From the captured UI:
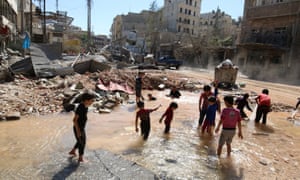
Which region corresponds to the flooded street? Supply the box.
[1,69,300,179]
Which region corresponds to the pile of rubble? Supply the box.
[0,69,202,120]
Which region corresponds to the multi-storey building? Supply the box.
[237,0,300,82]
[162,0,201,36]
[111,10,161,54]
[199,8,240,41]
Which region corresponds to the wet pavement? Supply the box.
[1,84,300,179]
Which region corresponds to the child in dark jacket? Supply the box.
[159,102,178,133]
[236,93,253,120]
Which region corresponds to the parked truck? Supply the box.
[155,55,183,69]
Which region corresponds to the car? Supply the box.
[155,55,183,69]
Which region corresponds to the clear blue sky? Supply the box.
[45,0,244,36]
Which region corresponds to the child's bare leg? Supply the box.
[226,143,232,157]
[208,126,212,136]
[69,148,77,156]
[217,145,223,156]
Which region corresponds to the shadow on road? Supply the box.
[52,157,79,180]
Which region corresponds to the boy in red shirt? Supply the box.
[135,101,161,140]
[215,96,243,157]
[159,102,178,133]
[255,89,271,124]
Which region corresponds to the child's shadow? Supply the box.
[121,138,145,155]
[52,157,79,180]
[255,123,275,133]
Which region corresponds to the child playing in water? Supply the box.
[135,101,161,140]
[236,93,253,120]
[69,92,95,163]
[201,96,219,135]
[198,81,218,127]
[215,96,243,157]
[159,102,178,133]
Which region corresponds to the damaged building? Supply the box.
[236,0,300,84]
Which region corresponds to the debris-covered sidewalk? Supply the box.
[0,69,204,120]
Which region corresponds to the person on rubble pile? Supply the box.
[135,101,161,140]
[0,18,10,55]
[135,71,145,103]
[69,92,95,163]
[255,89,271,125]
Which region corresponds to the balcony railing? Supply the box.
[241,31,292,48]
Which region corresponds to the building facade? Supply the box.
[237,0,300,83]
[199,8,240,41]
[111,10,161,54]
[162,0,201,36]
[0,0,18,33]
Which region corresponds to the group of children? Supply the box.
[68,71,274,162]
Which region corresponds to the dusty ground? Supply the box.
[0,68,299,179]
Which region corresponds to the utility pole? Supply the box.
[30,0,32,37]
[56,0,59,13]
[87,0,91,50]
[20,0,24,33]
[43,0,46,43]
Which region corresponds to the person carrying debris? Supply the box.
[198,82,219,128]
[255,89,271,124]
[135,71,145,103]
[69,92,95,163]
[159,102,178,134]
[236,93,253,120]
[215,96,243,157]
[135,101,161,140]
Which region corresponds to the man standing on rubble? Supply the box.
[22,31,30,57]
[0,18,10,56]
[136,71,145,103]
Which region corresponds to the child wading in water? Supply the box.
[215,96,243,157]
[135,101,161,140]
[159,102,178,133]
[201,96,220,135]
[69,92,95,163]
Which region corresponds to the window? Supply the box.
[189,0,192,5]
[189,10,191,15]
[179,17,182,22]
[186,0,188,4]
[194,11,196,16]
[195,1,197,7]
[178,25,181,32]
[192,29,194,35]
[185,9,187,14]
[193,20,195,25]
[180,8,182,13]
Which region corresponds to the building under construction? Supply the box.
[237,0,300,84]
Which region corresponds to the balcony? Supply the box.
[241,30,292,50]
[246,1,300,19]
